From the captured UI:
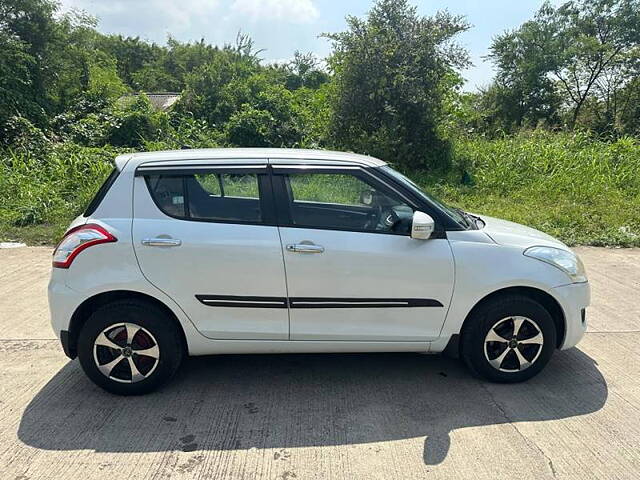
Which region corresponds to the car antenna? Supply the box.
[181,144,192,150]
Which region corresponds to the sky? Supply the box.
[58,0,557,91]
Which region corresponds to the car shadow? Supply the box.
[18,348,607,465]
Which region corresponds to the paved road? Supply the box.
[0,247,639,479]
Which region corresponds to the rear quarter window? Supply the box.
[145,175,186,217]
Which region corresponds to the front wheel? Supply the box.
[77,299,184,395]
[460,295,557,383]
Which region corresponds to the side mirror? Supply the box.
[411,211,435,240]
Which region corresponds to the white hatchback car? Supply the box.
[48,148,589,395]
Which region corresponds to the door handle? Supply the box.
[286,243,325,254]
[141,238,182,247]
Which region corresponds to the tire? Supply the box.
[460,294,557,383]
[77,299,184,395]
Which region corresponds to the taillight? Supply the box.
[52,224,117,268]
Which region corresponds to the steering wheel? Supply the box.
[363,206,401,232]
[379,208,401,231]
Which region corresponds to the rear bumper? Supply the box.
[48,274,79,336]
[553,281,590,350]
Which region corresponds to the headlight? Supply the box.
[524,246,587,283]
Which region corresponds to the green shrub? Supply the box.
[107,95,169,147]
[0,116,50,153]
[143,115,223,151]
[52,94,117,146]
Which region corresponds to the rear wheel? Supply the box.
[460,295,557,383]
[77,299,184,395]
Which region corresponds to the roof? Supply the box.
[145,93,181,110]
[115,148,387,171]
[117,93,181,111]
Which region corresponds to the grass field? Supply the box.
[1,132,638,247]
[424,133,640,247]
[0,144,118,245]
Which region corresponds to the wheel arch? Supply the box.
[457,286,566,354]
[66,290,188,359]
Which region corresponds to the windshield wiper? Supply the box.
[452,207,474,229]
[453,207,485,230]
[466,212,485,228]
[462,210,485,229]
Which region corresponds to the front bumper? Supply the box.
[552,281,590,350]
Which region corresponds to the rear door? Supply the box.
[132,162,289,340]
[272,165,455,342]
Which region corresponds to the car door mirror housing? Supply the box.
[411,211,435,240]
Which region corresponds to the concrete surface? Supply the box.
[0,246,639,479]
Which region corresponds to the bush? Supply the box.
[107,94,169,147]
[0,116,50,153]
[224,85,303,147]
[143,115,223,150]
[52,93,117,146]
[53,93,172,148]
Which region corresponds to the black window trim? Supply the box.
[141,165,277,227]
[136,165,268,176]
[136,161,453,236]
[271,164,361,174]
[270,164,447,238]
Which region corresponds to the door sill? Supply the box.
[190,339,432,355]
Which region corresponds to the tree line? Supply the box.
[465,0,640,136]
[1,0,639,172]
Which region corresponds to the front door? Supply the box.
[273,166,455,342]
[132,163,289,340]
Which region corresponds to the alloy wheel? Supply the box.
[93,323,160,383]
[483,316,544,373]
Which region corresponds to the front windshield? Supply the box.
[379,165,469,228]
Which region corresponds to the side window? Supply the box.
[145,172,262,223]
[194,173,222,196]
[146,175,186,217]
[221,173,260,199]
[189,173,261,222]
[284,171,414,234]
[289,173,365,206]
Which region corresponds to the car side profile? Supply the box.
[48,148,589,395]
